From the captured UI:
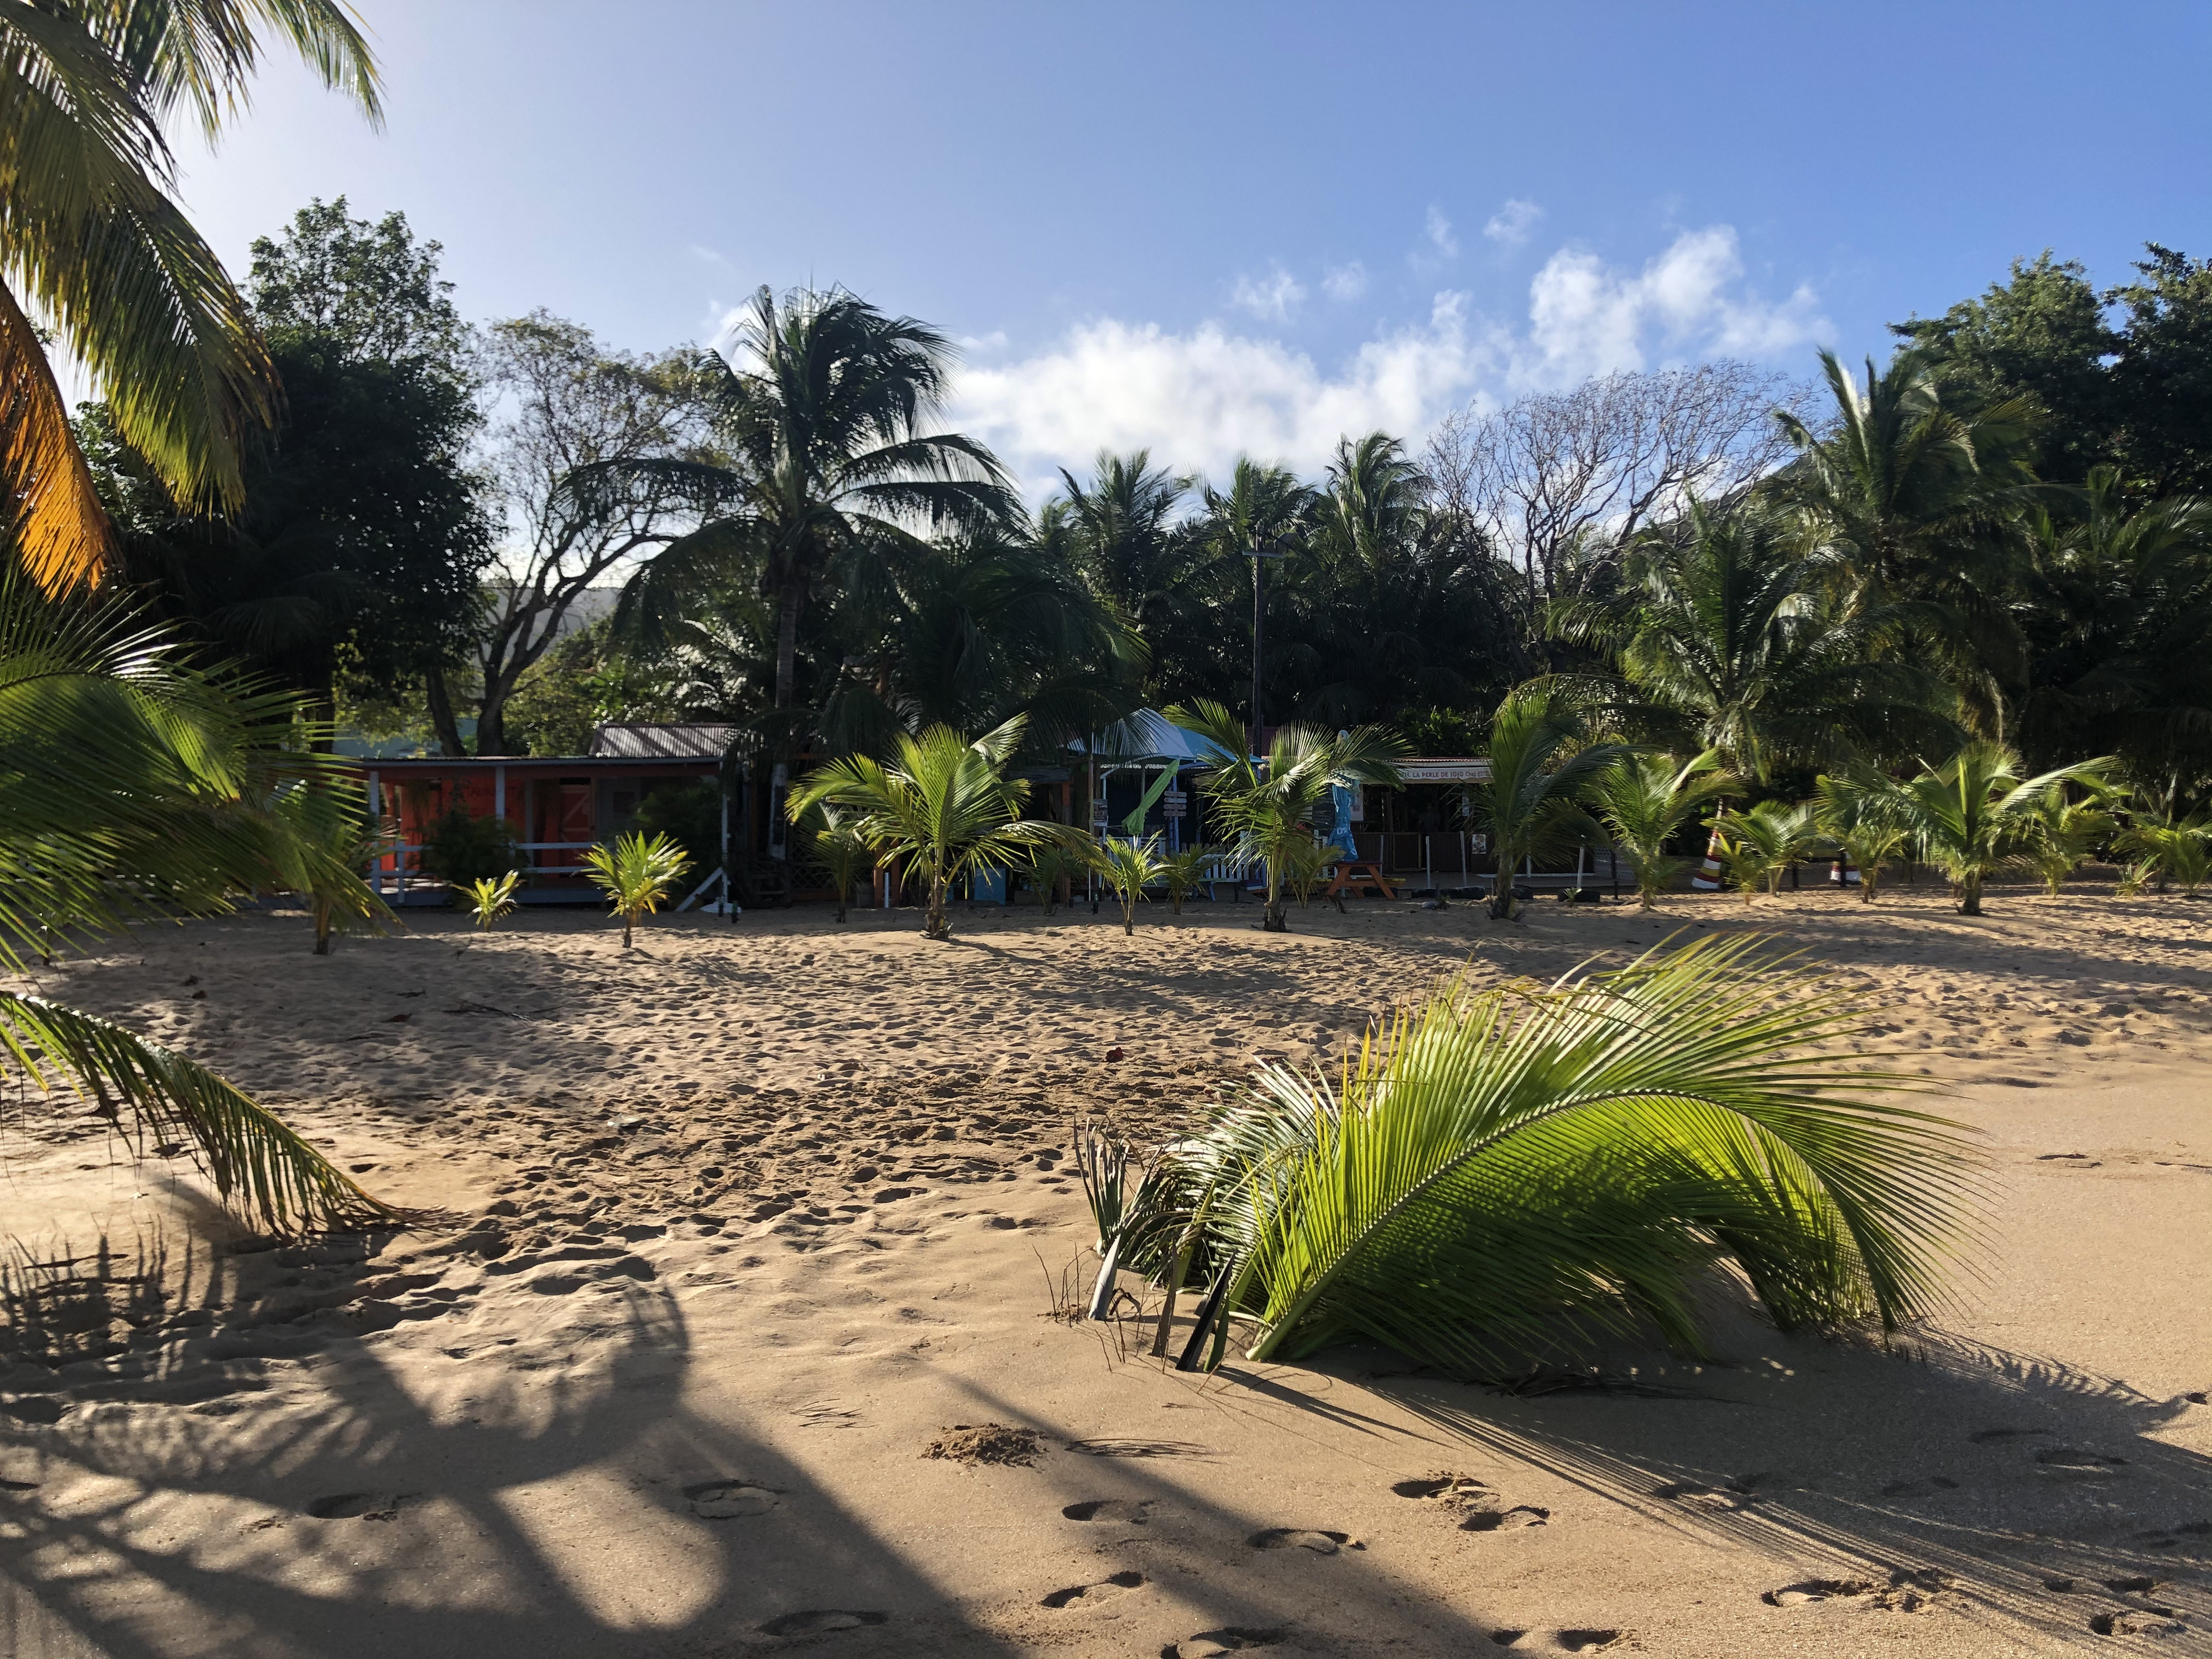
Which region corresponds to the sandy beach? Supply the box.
[2,881,2208,1657]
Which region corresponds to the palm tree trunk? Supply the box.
[313,905,332,956]
[1263,860,1287,932]
[1959,872,1983,916]
[622,912,635,948]
[774,582,803,709]
[926,870,950,940]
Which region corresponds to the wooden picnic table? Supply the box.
[1327,860,1396,899]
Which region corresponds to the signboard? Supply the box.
[1164,801,1186,820]
[1400,759,1491,783]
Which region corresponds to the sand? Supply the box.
[1,878,2207,1657]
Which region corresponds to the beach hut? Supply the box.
[345,724,734,905]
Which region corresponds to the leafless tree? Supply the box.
[438,312,718,755]
[1425,362,1810,625]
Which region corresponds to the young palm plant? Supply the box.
[1093,835,1167,936]
[1120,936,1979,1373]
[2116,813,2212,897]
[1026,838,1086,915]
[0,578,389,1232]
[463,871,521,931]
[1813,765,1914,901]
[805,805,872,922]
[1585,750,1733,910]
[1159,843,1215,915]
[1896,743,2113,915]
[1463,683,1626,920]
[1168,701,1404,932]
[1715,800,1828,901]
[2021,781,2122,898]
[789,716,1079,940]
[270,782,395,954]
[582,831,691,948]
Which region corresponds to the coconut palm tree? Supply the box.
[0,576,388,1231]
[1092,834,1166,936]
[1714,799,1827,901]
[787,715,1079,941]
[1813,764,1914,901]
[581,831,690,949]
[1895,742,2112,915]
[2,0,380,589]
[2115,812,2212,897]
[2018,776,2123,897]
[1556,500,1958,783]
[1771,348,2038,728]
[2016,468,2212,781]
[1462,682,1627,920]
[592,286,1021,721]
[269,781,394,954]
[1167,700,1404,932]
[1584,749,1733,909]
[1120,936,1976,1373]
[804,805,872,923]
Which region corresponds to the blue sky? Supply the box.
[178,0,2212,489]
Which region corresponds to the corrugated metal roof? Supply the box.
[588,723,739,760]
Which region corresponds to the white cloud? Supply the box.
[1482,199,1543,248]
[1424,205,1459,259]
[1230,264,1306,323]
[950,225,1825,492]
[1322,262,1368,302]
[1521,225,1827,383]
[957,329,1010,352]
[956,294,1499,489]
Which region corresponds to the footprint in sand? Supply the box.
[1554,1631,1625,1652]
[1165,1627,1286,1657]
[1247,1527,1358,1554]
[305,1491,411,1521]
[686,1481,781,1519]
[1040,1570,1145,1609]
[757,1610,888,1637]
[1764,1568,1952,1613]
[1062,1498,1156,1524]
[2090,1610,2189,1638]
[1461,1506,1551,1531]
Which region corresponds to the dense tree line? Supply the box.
[74,215,2212,806]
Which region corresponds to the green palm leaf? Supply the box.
[1139,936,1979,1373]
[1,992,393,1231]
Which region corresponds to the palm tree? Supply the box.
[596,286,1021,722]
[1120,937,1975,1373]
[0,577,388,1230]
[1895,742,2112,915]
[1167,700,1404,932]
[2,0,380,589]
[1771,348,2038,728]
[581,831,690,948]
[1195,460,1316,749]
[1556,500,1958,784]
[1159,843,1215,915]
[2019,776,2122,897]
[804,805,872,922]
[1813,765,1914,901]
[1462,683,1626,920]
[2116,812,2212,898]
[269,781,394,954]
[787,716,1077,941]
[1714,799,1827,901]
[1585,749,1733,909]
[1092,835,1166,936]
[2016,468,2212,780]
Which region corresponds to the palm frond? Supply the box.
[1130,937,1980,1373]
[0,991,394,1232]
